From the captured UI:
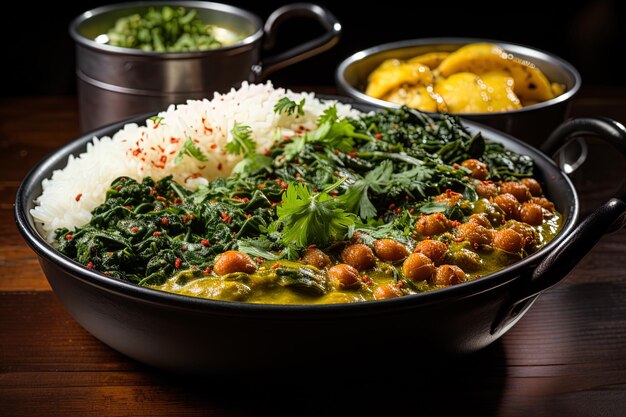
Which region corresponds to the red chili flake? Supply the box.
[255,257,263,264]
[474,274,480,279]
[170,137,180,144]
[307,244,317,249]
[150,189,157,195]
[87,262,93,269]
[395,209,401,214]
[103,271,110,276]
[209,143,217,150]
[374,133,382,139]
[132,149,142,156]
[173,198,183,205]
[334,150,340,155]
[174,258,182,269]
[220,212,228,221]
[161,217,169,225]
[115,185,122,191]
[258,183,266,189]
[156,196,166,201]
[409,208,415,214]
[246,213,252,218]
[454,237,464,243]
[130,227,139,233]
[204,267,212,275]
[124,205,133,210]
[451,220,461,227]
[453,163,460,169]
[264,149,271,156]
[217,163,223,171]
[271,202,278,207]
[392,124,398,129]
[397,281,404,288]
[152,231,162,237]
[160,155,167,164]
[75,193,82,202]
[271,263,280,270]
[181,246,188,252]
[201,239,210,246]
[473,242,479,249]
[189,214,195,220]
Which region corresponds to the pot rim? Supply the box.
[69,0,264,58]
[14,105,579,318]
[336,37,582,117]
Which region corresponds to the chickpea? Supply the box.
[415,213,451,237]
[374,284,403,300]
[500,181,531,203]
[328,264,361,289]
[402,253,436,282]
[476,181,498,198]
[302,248,331,269]
[446,248,482,271]
[461,159,489,180]
[341,243,376,271]
[521,178,543,197]
[374,239,410,263]
[494,193,520,220]
[434,265,465,286]
[469,213,492,228]
[213,251,257,276]
[457,222,494,246]
[531,197,555,213]
[493,228,524,253]
[414,239,448,263]
[519,202,544,226]
[505,220,538,249]
[434,190,463,206]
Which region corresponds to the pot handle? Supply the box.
[251,3,341,80]
[491,117,626,335]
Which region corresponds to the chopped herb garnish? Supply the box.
[175,137,208,164]
[274,97,305,117]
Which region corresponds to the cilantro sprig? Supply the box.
[175,137,207,164]
[275,180,357,248]
[274,97,305,117]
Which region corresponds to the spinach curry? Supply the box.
[56,104,562,304]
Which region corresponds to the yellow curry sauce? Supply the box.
[154,195,562,304]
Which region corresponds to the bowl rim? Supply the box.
[336,37,582,117]
[14,101,579,317]
[69,0,264,58]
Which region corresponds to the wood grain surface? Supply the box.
[1,90,626,417]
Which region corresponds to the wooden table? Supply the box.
[2,90,626,416]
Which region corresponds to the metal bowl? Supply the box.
[14,99,626,375]
[336,38,582,147]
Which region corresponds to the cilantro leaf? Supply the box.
[174,137,208,164]
[148,115,165,126]
[275,182,357,248]
[225,124,256,156]
[274,97,305,116]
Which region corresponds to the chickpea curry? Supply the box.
[55,103,562,304]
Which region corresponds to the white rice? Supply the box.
[31,82,361,242]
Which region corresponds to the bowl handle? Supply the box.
[491,117,626,335]
[251,3,341,80]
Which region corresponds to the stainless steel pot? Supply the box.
[70,1,341,131]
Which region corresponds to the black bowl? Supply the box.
[336,38,582,148]
[14,103,626,374]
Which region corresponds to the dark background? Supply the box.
[4,0,625,96]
